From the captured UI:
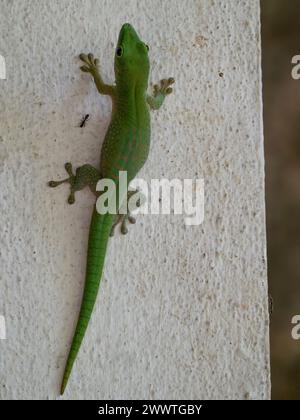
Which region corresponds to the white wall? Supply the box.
[0,0,270,400]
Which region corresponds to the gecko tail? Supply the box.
[60,380,67,396]
[59,210,114,395]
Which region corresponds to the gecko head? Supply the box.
[114,23,150,87]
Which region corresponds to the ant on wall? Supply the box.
[79,114,90,128]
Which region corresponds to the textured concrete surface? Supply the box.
[0,0,270,400]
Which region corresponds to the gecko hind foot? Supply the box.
[49,163,100,205]
[110,190,145,236]
[49,162,76,204]
[110,214,136,237]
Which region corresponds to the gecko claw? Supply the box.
[49,180,60,187]
[68,193,75,205]
[79,53,99,74]
[121,224,128,235]
[153,77,175,97]
[109,190,145,236]
[65,162,73,172]
[80,66,90,73]
[79,53,89,63]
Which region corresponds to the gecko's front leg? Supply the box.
[147,77,175,110]
[49,163,101,204]
[79,53,116,97]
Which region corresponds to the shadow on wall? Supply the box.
[261,0,300,400]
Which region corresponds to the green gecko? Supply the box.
[49,23,174,395]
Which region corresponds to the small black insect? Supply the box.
[79,114,90,128]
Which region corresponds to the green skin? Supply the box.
[49,23,174,395]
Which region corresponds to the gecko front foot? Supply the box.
[79,53,99,76]
[153,77,175,97]
[49,163,101,204]
[110,190,146,236]
[147,77,175,110]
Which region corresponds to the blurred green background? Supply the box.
[261,0,300,400]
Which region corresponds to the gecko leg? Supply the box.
[49,163,101,204]
[110,190,146,236]
[79,53,116,97]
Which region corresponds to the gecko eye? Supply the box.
[116,46,123,57]
[145,44,149,51]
